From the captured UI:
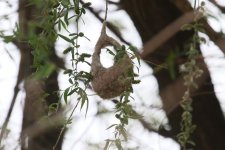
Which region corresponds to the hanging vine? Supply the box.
[177,0,206,149]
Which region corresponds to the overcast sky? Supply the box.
[0,0,225,149]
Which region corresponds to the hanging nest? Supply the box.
[91,22,133,99]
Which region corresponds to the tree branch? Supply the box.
[169,0,225,54]
[140,11,197,59]
[209,0,225,14]
[20,112,65,142]
[160,62,209,115]
[80,0,131,45]
[0,42,30,145]
[135,0,225,114]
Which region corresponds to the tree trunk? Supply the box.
[120,0,225,149]
[18,0,64,149]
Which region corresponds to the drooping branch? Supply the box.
[169,0,225,55]
[160,62,209,115]
[21,109,65,142]
[140,11,198,59]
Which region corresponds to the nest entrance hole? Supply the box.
[100,46,117,68]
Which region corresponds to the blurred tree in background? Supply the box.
[0,0,225,150]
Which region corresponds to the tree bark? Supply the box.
[18,0,64,149]
[120,0,225,149]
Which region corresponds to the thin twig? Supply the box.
[105,0,108,21]
[209,0,225,13]
[0,43,28,145]
[0,85,20,145]
[53,101,79,150]
[3,47,16,64]
[80,0,131,45]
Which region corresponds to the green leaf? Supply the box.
[78,32,84,37]
[58,19,61,31]
[121,116,128,125]
[129,112,143,119]
[85,97,89,117]
[68,78,73,84]
[81,8,86,14]
[187,140,195,146]
[132,80,141,84]
[79,89,86,109]
[121,45,126,50]
[58,34,71,43]
[106,124,117,130]
[181,24,193,31]
[166,51,176,80]
[119,126,127,141]
[200,37,206,43]
[106,48,115,56]
[67,118,73,124]
[80,96,86,109]
[74,0,80,14]
[136,53,141,66]
[35,62,56,79]
[60,20,68,31]
[63,47,73,54]
[83,2,91,8]
[103,140,110,150]
[48,103,59,116]
[69,33,78,36]
[83,60,91,66]
[63,69,72,74]
[128,46,141,66]
[53,2,60,8]
[78,53,91,62]
[115,139,123,150]
[61,0,70,7]
[115,114,120,119]
[80,53,91,58]
[75,44,80,48]
[1,35,14,43]
[64,87,70,104]
[68,88,77,96]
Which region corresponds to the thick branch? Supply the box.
[160,62,209,114]
[169,0,225,54]
[140,11,225,59]
[140,11,197,59]
[138,11,225,116]
[21,111,64,141]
